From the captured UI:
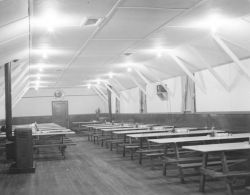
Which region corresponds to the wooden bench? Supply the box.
[178,159,246,183]
[33,138,76,159]
[123,144,140,160]
[145,152,165,169]
[201,167,250,195]
[105,139,125,151]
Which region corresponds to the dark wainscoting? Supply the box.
[113,112,250,133]
[0,114,110,129]
[0,112,249,132]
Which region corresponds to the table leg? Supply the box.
[163,144,168,176]
[199,153,208,192]
[139,138,143,165]
[122,135,127,157]
[173,143,185,183]
[110,132,114,151]
[221,152,233,195]
[88,127,90,141]
[101,130,104,147]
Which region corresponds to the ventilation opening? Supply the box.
[82,18,102,27]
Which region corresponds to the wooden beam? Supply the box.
[218,34,250,53]
[140,65,175,97]
[12,82,30,108]
[108,79,130,102]
[111,78,126,91]
[95,86,108,100]
[133,68,151,85]
[128,74,147,94]
[187,46,230,91]
[104,83,121,101]
[12,67,29,89]
[92,87,108,105]
[212,33,250,80]
[169,54,206,93]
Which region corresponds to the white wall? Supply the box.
[195,58,250,112]
[13,88,107,117]
[120,87,140,113]
[112,76,183,114]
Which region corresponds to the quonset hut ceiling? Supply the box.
[0,0,250,92]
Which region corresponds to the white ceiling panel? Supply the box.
[32,27,95,49]
[120,0,200,9]
[95,8,182,39]
[0,0,28,27]
[33,0,117,19]
[1,0,250,90]
[81,40,137,57]
[167,0,250,27]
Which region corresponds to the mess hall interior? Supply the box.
[1,0,250,195]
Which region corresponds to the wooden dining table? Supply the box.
[183,142,250,195]
[127,130,224,164]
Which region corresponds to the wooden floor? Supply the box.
[0,135,249,195]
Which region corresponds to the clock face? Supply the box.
[54,90,63,98]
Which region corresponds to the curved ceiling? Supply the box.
[0,0,250,94]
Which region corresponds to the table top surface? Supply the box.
[102,127,148,132]
[127,130,224,138]
[3,123,75,137]
[113,129,172,135]
[183,142,250,152]
[94,126,134,130]
[85,124,124,128]
[72,121,100,124]
[149,133,250,144]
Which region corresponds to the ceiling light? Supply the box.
[87,84,91,89]
[109,72,113,79]
[188,13,232,33]
[47,27,54,33]
[127,67,132,72]
[42,52,48,59]
[155,47,164,58]
[36,74,41,79]
[32,9,76,31]
[96,79,101,85]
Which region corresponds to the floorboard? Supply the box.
[0,136,249,195]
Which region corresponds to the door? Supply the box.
[52,101,69,128]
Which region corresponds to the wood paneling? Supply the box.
[1,112,249,132]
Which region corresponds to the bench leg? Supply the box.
[123,146,126,157]
[199,153,208,192]
[150,156,154,170]
[163,161,167,176]
[178,166,185,183]
[225,178,234,195]
[139,153,142,165]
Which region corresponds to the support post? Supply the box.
[107,85,112,122]
[4,62,12,139]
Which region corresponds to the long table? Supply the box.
[18,123,75,158]
[149,133,250,145]
[127,130,224,164]
[183,142,250,195]
[149,133,250,182]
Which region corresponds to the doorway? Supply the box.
[52,101,69,128]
